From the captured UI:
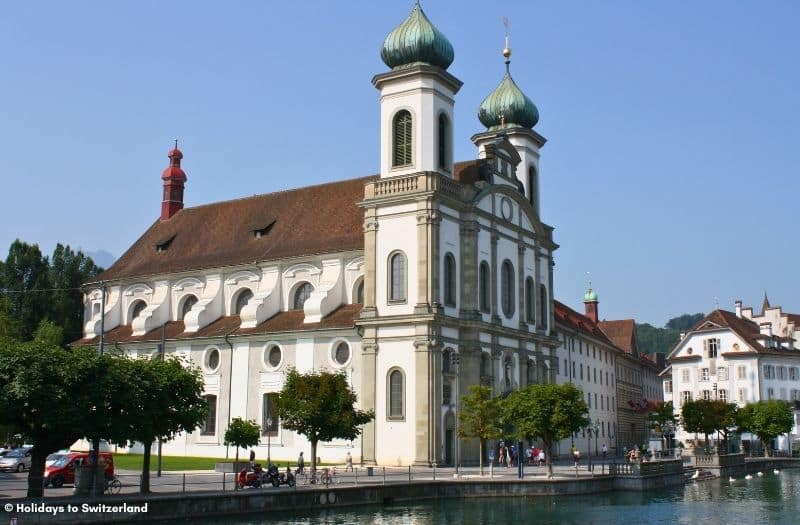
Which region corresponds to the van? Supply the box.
[43,452,114,488]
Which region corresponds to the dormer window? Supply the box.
[234,289,254,315]
[130,300,147,323]
[155,234,176,253]
[253,220,276,239]
[293,282,314,310]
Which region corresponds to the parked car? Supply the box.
[0,448,32,472]
[44,452,114,488]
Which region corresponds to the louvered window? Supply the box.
[438,113,449,170]
[393,110,413,167]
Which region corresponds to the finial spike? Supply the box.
[174,138,178,150]
[502,16,512,65]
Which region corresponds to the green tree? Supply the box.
[665,313,705,332]
[224,417,260,488]
[49,244,103,343]
[502,383,589,478]
[32,318,64,347]
[710,400,738,451]
[680,399,717,446]
[122,357,208,493]
[737,401,793,457]
[458,385,502,475]
[0,341,97,497]
[0,296,20,342]
[1,240,51,340]
[274,369,374,473]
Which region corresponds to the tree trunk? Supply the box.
[479,440,484,476]
[545,440,554,478]
[311,440,318,475]
[140,441,152,493]
[91,438,102,497]
[27,445,47,498]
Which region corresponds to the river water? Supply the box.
[161,468,800,525]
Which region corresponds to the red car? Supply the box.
[44,452,114,488]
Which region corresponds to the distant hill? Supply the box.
[83,249,116,269]
[635,313,704,355]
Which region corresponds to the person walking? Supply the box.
[602,443,608,460]
[345,451,353,472]
[249,449,256,470]
[538,449,545,467]
[297,452,305,475]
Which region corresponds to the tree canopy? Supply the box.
[502,383,589,477]
[458,385,502,475]
[274,369,373,472]
[737,401,794,456]
[224,417,261,485]
[635,313,704,354]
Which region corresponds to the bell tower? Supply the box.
[373,1,462,178]
[161,141,187,220]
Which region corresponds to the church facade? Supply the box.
[78,4,659,465]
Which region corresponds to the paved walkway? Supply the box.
[0,459,623,501]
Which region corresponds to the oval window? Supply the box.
[334,342,350,366]
[205,348,220,372]
[266,345,282,368]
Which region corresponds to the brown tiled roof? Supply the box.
[598,319,638,355]
[92,176,377,282]
[73,304,362,346]
[687,309,799,355]
[554,300,616,347]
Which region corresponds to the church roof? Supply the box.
[93,176,377,282]
[73,304,363,345]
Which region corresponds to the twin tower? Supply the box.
[374,2,545,217]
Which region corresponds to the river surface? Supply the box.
[159,468,800,525]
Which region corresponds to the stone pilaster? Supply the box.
[360,338,378,465]
[490,233,500,323]
[413,333,439,466]
[533,247,542,331]
[459,220,479,319]
[361,208,378,319]
[517,243,526,328]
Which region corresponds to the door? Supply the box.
[445,429,454,466]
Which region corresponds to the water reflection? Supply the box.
[156,470,800,525]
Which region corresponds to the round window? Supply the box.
[266,345,282,368]
[334,342,350,366]
[205,348,220,372]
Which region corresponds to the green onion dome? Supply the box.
[478,54,539,130]
[584,287,598,302]
[381,2,454,70]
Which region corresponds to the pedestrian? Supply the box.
[573,448,581,467]
[538,449,545,467]
[602,443,608,460]
[297,451,305,475]
[249,449,256,470]
[526,447,533,465]
[345,451,353,472]
[499,445,507,467]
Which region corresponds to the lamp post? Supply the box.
[266,416,273,466]
[586,420,593,472]
[593,421,600,459]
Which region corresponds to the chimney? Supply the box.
[161,141,187,220]
[735,300,743,318]
[760,322,772,337]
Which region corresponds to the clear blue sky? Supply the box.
[1,1,797,325]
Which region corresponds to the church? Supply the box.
[77,3,660,465]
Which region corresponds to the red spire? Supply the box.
[161,140,187,220]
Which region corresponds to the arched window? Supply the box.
[389,251,407,302]
[480,353,490,377]
[388,369,405,419]
[442,348,452,374]
[527,360,536,383]
[392,110,412,167]
[202,395,217,435]
[525,277,534,323]
[438,113,450,170]
[479,261,490,313]
[292,282,314,310]
[528,166,538,207]
[179,295,198,321]
[355,279,365,304]
[262,393,279,436]
[234,288,253,315]
[539,284,548,326]
[130,300,147,323]
[501,260,515,318]
[443,253,456,307]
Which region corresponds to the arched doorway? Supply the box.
[444,411,456,466]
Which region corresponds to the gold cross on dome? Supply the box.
[499,114,506,126]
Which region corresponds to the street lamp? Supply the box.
[586,420,594,472]
[266,416,273,466]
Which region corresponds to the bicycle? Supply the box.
[104,476,122,495]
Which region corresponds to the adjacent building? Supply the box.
[662,297,800,451]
